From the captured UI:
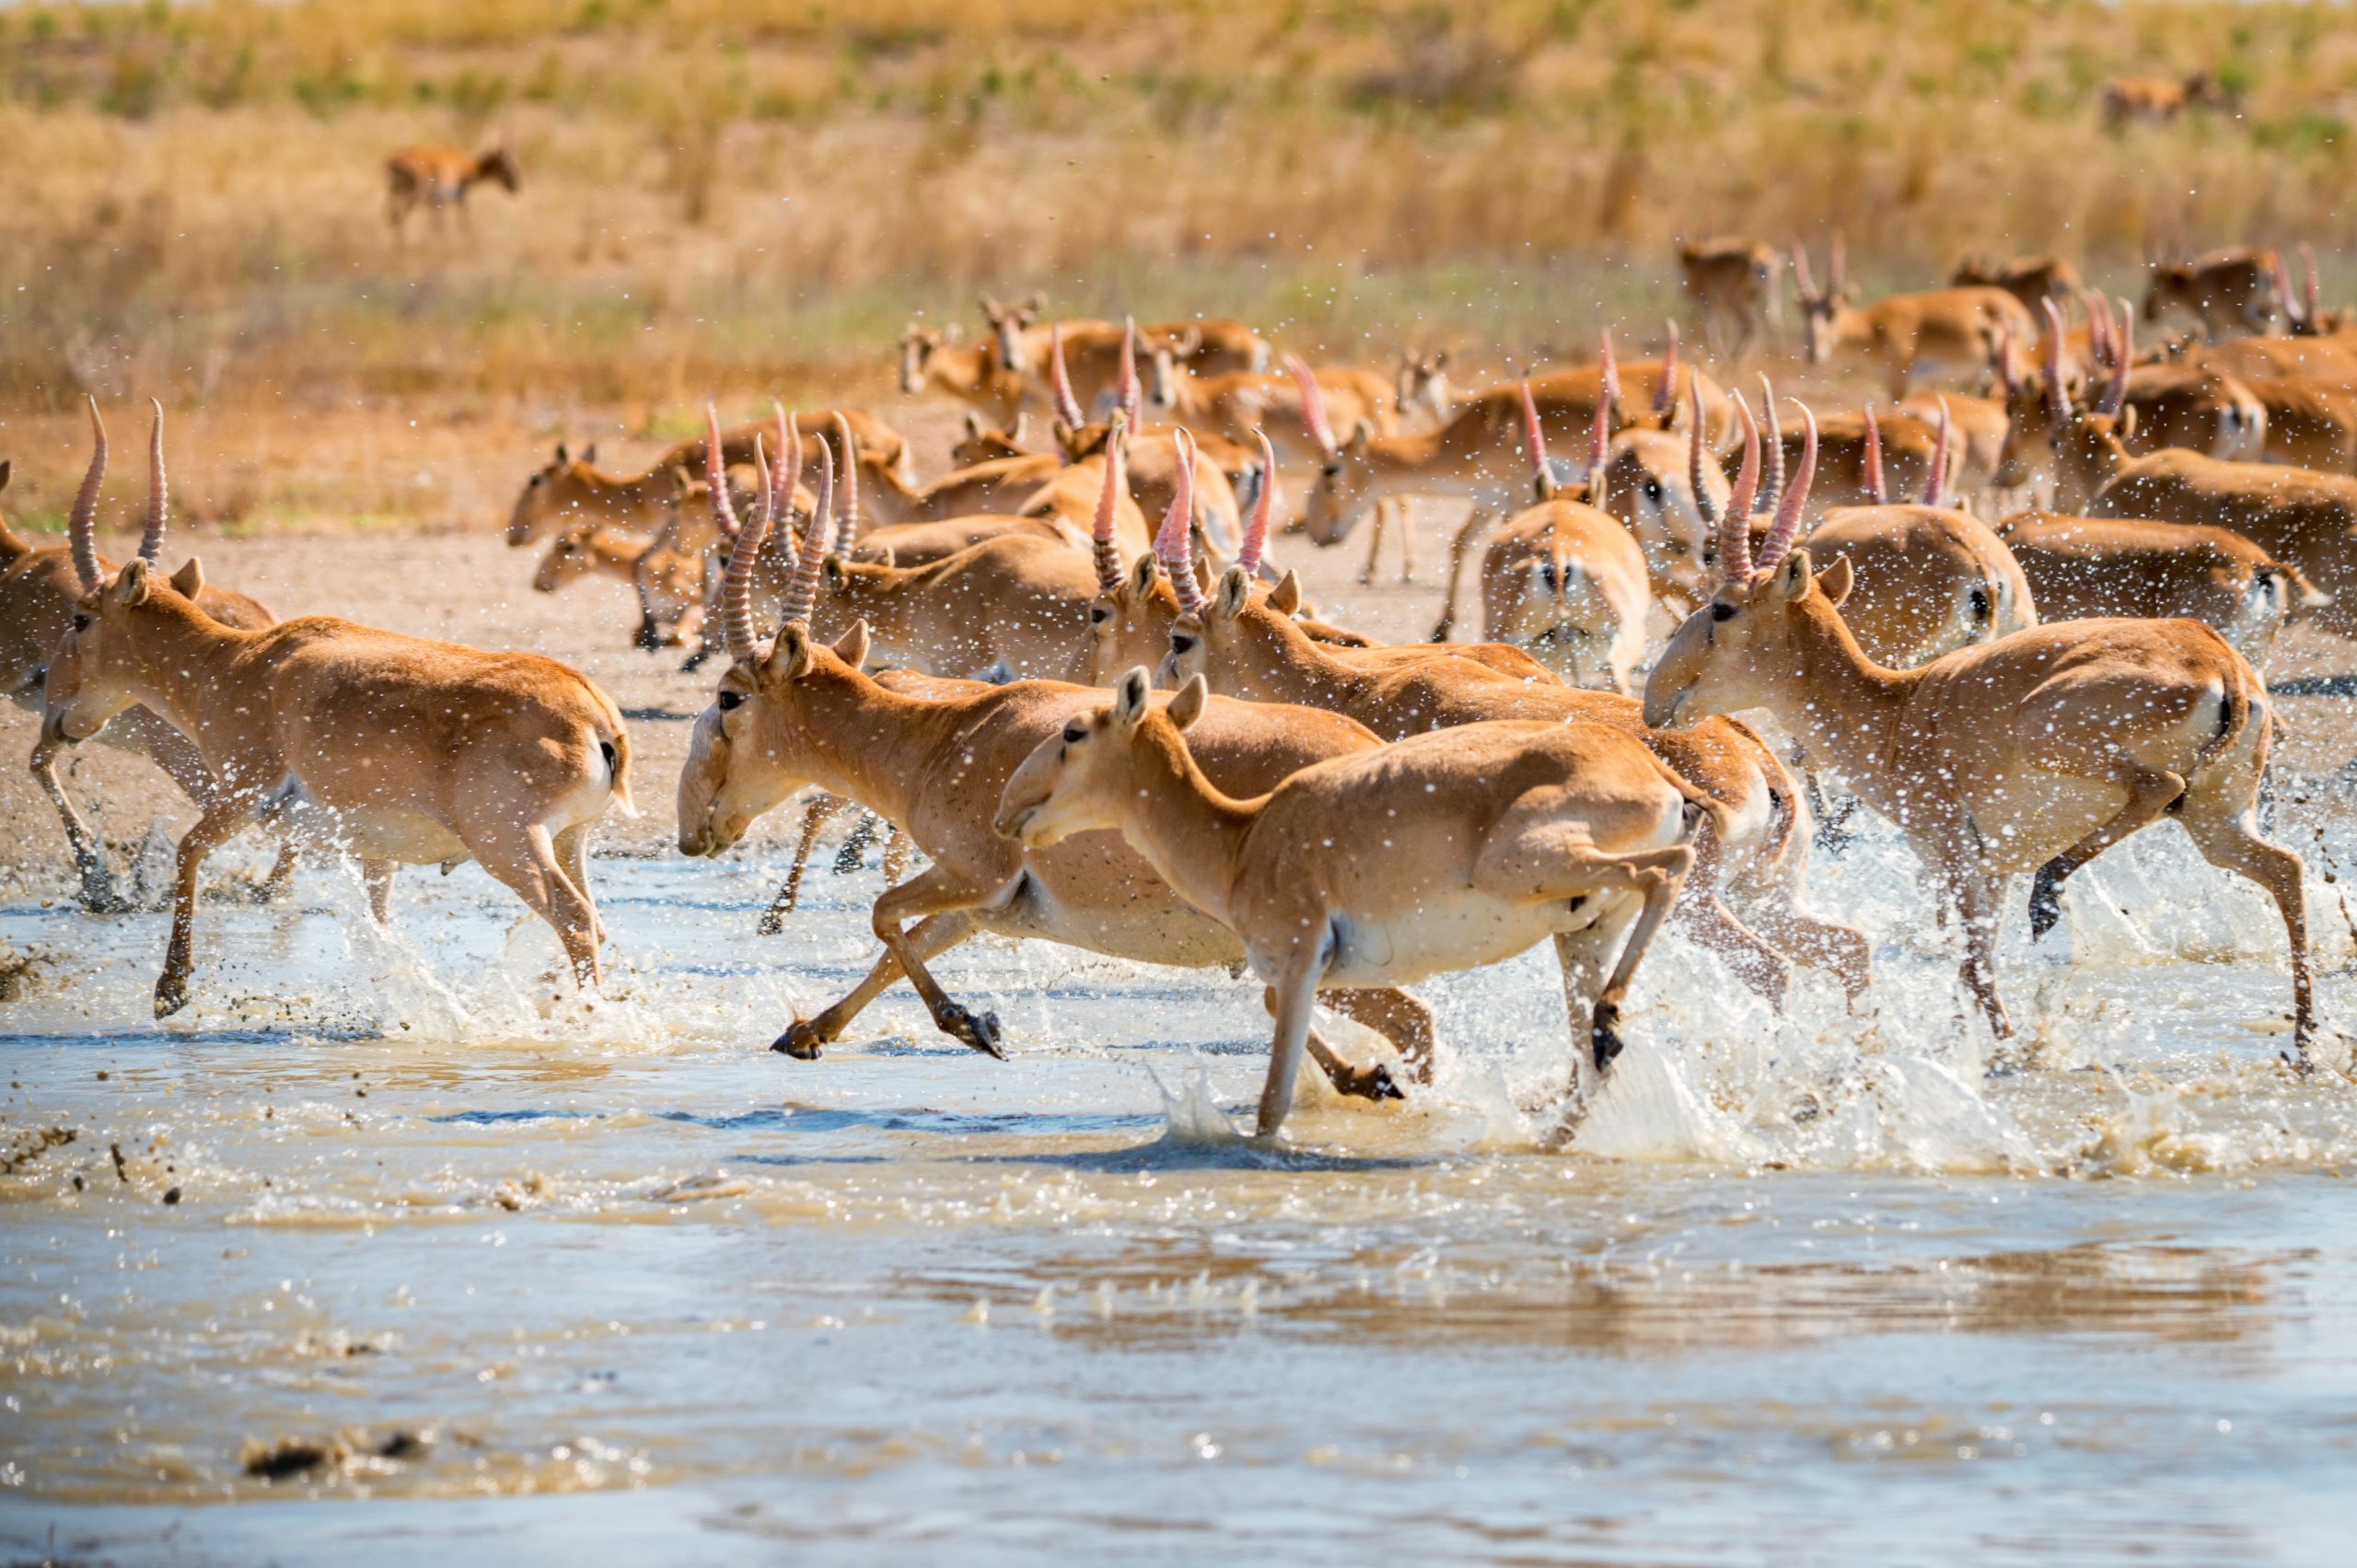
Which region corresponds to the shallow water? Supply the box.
[5,807,2357,1565]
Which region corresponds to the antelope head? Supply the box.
[2044,296,2136,508]
[44,399,199,745]
[980,292,1040,372]
[677,427,867,857]
[1078,413,1178,685]
[994,666,1210,850]
[1789,236,1852,365]
[1647,397,1841,729]
[532,524,608,593]
[1295,360,1380,546]
[1396,348,1452,423]
[506,440,600,545]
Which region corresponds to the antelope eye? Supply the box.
[1711,603,1739,622]
[1089,606,1110,624]
[528,472,544,487]
[1062,723,1086,744]
[1171,633,1198,655]
[1319,463,1341,481]
[1642,479,1664,502]
[72,613,92,633]
[716,690,745,712]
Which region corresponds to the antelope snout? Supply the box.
[992,802,1037,843]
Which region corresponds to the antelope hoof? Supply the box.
[756,905,788,936]
[941,1004,1004,1060]
[631,618,666,653]
[1590,1002,1625,1074]
[2027,864,2066,940]
[1343,1062,1404,1103]
[771,1018,827,1059]
[154,972,192,1019]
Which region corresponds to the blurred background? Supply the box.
[1,0,2350,529]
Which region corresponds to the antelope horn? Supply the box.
[2082,286,2114,369]
[1592,329,1619,491]
[1092,411,1129,594]
[778,435,833,630]
[1754,376,1784,520]
[1719,392,1759,581]
[1288,354,1337,456]
[1755,401,1817,574]
[1687,372,1720,530]
[2302,243,2322,327]
[831,412,860,554]
[1863,403,1887,505]
[706,401,739,540]
[2271,251,2300,328]
[1154,428,1202,616]
[70,396,106,594]
[1118,317,1143,430]
[1790,242,1817,302]
[1994,322,2020,397]
[1828,233,1846,294]
[1050,321,1084,429]
[139,398,167,564]
[1652,320,1678,421]
[1922,395,1953,505]
[2041,299,2072,422]
[721,432,773,664]
[1518,377,1551,492]
[771,401,799,530]
[2098,296,2132,417]
[1239,429,1276,577]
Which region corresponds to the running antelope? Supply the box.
[5,409,295,911]
[2090,450,2357,641]
[981,296,1266,383]
[41,409,635,1016]
[1950,254,2084,314]
[2143,248,2283,341]
[385,137,517,233]
[900,324,1026,426]
[677,482,1433,1100]
[1146,355,1397,460]
[1991,511,2325,668]
[2102,72,2229,129]
[1644,412,2315,1068]
[1792,238,2035,394]
[2277,245,2353,339]
[995,669,1701,1137]
[1432,369,1650,692]
[1677,237,1782,361]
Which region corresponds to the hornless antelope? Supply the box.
[900,324,1026,426]
[5,412,295,911]
[1432,368,1650,692]
[1792,238,2035,395]
[1677,237,1782,361]
[42,407,635,1016]
[949,411,1034,465]
[678,484,1435,1099]
[2090,450,2357,641]
[1396,348,1458,427]
[533,523,647,598]
[385,137,517,232]
[1644,412,2316,1069]
[1949,254,2084,314]
[1991,510,2325,668]
[981,296,1267,382]
[1147,355,1397,460]
[995,668,1701,1137]
[2102,72,2230,130]
[2142,248,2283,341]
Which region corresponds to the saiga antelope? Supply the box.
[2142,248,2283,341]
[677,478,1435,1100]
[1677,237,1782,361]
[2102,72,2229,130]
[42,407,636,1016]
[1792,238,2035,394]
[1644,413,2316,1068]
[385,136,517,233]
[995,668,1701,1137]
[5,409,295,911]
[1948,254,2083,315]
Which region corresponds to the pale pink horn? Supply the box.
[1718,392,1759,582]
[1754,401,1817,574]
[1863,403,1887,505]
[1239,429,1276,577]
[139,398,167,565]
[721,432,774,664]
[1922,396,1952,505]
[1591,330,1618,491]
[777,435,833,630]
[831,412,860,555]
[1517,377,1551,494]
[1652,319,1679,421]
[69,396,106,595]
[1092,411,1130,594]
[771,401,799,531]
[2040,299,2073,422]
[1754,376,1784,521]
[1118,317,1142,430]
[1288,354,1337,457]
[1154,428,1202,616]
[1687,373,1721,532]
[2096,296,2131,417]
[706,401,740,541]
[1051,322,1084,429]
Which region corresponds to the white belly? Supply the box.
[1321,889,1608,986]
[271,777,468,865]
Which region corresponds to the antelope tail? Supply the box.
[598,710,639,819]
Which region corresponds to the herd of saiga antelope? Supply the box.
[10,236,2357,1139]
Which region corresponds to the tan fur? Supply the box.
[2143,249,2283,341]
[2090,448,2357,638]
[1797,278,2034,396]
[1791,505,2038,668]
[1678,238,1782,360]
[385,140,517,232]
[2102,72,2227,129]
[1949,255,2084,314]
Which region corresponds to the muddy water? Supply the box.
[5,800,2357,1563]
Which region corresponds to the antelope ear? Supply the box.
[169,558,205,598]
[1214,564,1251,621]
[1112,666,1152,730]
[1167,673,1210,731]
[1008,412,1028,445]
[942,322,965,345]
[1813,554,1852,607]
[1267,570,1302,616]
[114,558,153,607]
[963,410,984,440]
[831,620,871,670]
[822,555,848,589]
[582,442,598,465]
[762,622,814,686]
[1125,552,1158,599]
[554,443,570,466]
[0,458,11,492]
[2119,405,2138,440]
[1779,548,1815,602]
[1346,420,1375,457]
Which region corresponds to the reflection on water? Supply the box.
[4,812,2357,1563]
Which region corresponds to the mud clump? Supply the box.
[0,944,39,1005]
[241,1427,437,1481]
[0,1124,75,1177]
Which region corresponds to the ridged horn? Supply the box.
[1652,320,1678,421]
[2041,299,2072,422]
[705,401,739,540]
[1863,403,1887,505]
[1288,354,1336,456]
[778,435,833,630]
[721,433,773,664]
[70,396,106,594]
[1687,372,1720,531]
[1118,317,1142,430]
[1922,395,1952,505]
[1239,429,1275,577]
[1719,392,1759,582]
[2097,296,2132,417]
[831,413,860,555]
[1051,321,1084,429]
[1092,411,1129,594]
[1755,401,1817,574]
[1154,428,1202,616]
[1518,377,1552,498]
[139,398,167,564]
[1755,376,1784,521]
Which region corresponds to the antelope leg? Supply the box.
[774,909,981,1059]
[155,798,261,1018]
[30,734,117,912]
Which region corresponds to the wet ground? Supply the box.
[5,525,2357,1564]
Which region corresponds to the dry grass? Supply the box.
[2,0,2354,529]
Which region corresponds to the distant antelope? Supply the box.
[996,668,1701,1136]
[1395,348,1457,426]
[2102,72,2229,130]
[4,412,296,911]
[2276,245,2354,339]
[1992,510,2325,668]
[899,324,1026,425]
[980,295,1267,382]
[385,136,517,232]
[1792,238,2035,394]
[1948,254,2083,314]
[2142,248,2283,341]
[1644,405,2316,1068]
[1677,236,1782,360]
[43,404,635,1016]
[677,480,1436,1100]
[1147,355,1396,461]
